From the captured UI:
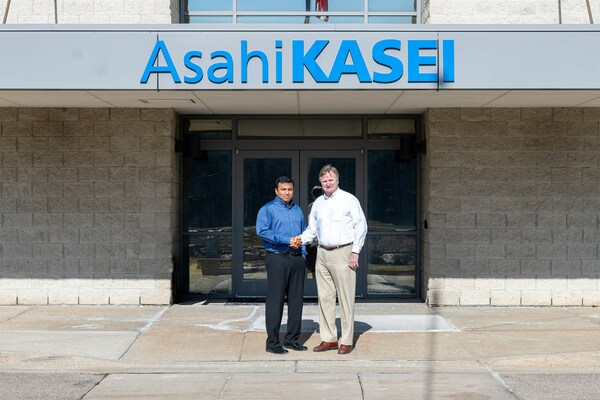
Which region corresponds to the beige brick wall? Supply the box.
[422,0,599,24]
[0,107,178,305]
[1,0,180,24]
[423,108,600,306]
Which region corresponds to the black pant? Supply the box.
[265,252,306,350]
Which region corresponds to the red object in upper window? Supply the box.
[316,0,329,22]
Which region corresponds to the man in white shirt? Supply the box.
[292,165,367,355]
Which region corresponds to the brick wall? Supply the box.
[423,108,600,306]
[0,107,178,305]
[422,0,599,24]
[1,0,180,23]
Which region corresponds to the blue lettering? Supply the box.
[442,40,455,83]
[292,40,330,83]
[183,51,203,84]
[408,40,438,83]
[241,40,269,84]
[275,40,283,84]
[140,38,456,87]
[208,51,234,84]
[372,39,403,84]
[329,40,371,83]
[140,40,181,84]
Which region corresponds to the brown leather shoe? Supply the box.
[313,341,338,352]
[337,344,352,355]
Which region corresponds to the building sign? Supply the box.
[138,31,454,89]
[140,38,455,87]
[1,27,600,90]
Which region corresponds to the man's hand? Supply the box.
[290,236,302,248]
[348,252,359,270]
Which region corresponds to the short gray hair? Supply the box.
[319,164,339,180]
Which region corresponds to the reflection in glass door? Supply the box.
[366,151,418,296]
[183,150,233,297]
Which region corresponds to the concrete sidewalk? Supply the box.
[0,302,598,400]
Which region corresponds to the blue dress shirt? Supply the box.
[256,197,307,258]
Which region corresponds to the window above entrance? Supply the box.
[238,118,361,137]
[185,0,420,24]
[187,119,232,139]
[185,116,419,139]
[368,118,416,138]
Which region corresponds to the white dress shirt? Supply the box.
[300,188,367,254]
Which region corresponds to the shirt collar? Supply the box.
[323,188,340,200]
[274,197,295,208]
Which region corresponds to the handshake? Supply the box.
[289,236,303,249]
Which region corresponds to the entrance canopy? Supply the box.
[2,24,600,113]
[1,89,600,114]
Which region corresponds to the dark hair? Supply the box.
[275,176,294,189]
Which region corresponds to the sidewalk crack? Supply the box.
[239,332,249,361]
[218,374,232,400]
[0,307,32,325]
[79,373,108,400]
[118,306,170,360]
[357,372,365,400]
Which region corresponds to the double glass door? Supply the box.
[234,150,363,298]
[182,135,419,301]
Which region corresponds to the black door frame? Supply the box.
[234,150,300,297]
[177,115,422,302]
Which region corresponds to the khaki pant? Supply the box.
[315,245,355,346]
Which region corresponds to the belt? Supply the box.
[319,242,352,251]
[268,251,302,257]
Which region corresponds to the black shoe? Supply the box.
[284,342,308,351]
[266,346,288,354]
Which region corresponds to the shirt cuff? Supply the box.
[351,245,361,254]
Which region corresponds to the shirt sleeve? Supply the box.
[300,211,308,259]
[350,197,367,254]
[256,206,279,245]
[300,201,318,245]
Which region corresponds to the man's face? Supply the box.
[320,171,339,197]
[275,182,294,204]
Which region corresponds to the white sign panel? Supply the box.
[1,27,600,90]
[0,31,155,89]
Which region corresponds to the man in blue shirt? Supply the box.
[256,176,307,354]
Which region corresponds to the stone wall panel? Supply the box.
[424,107,600,306]
[0,107,177,305]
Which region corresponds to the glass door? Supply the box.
[234,151,299,297]
[234,150,364,298]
